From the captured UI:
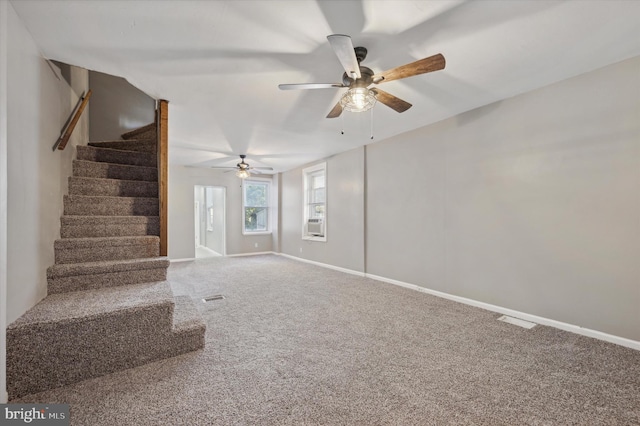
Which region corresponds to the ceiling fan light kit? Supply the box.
[236,168,250,179]
[278,34,446,120]
[340,87,377,112]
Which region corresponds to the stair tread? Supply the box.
[8,281,173,329]
[78,145,155,156]
[47,257,169,278]
[65,194,159,202]
[89,139,155,145]
[55,235,159,248]
[73,160,157,172]
[69,176,158,186]
[88,139,156,151]
[73,160,158,182]
[61,215,159,223]
[68,176,159,199]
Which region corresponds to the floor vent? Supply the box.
[497,315,537,329]
[202,295,225,302]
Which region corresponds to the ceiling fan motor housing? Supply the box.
[237,154,249,169]
[354,46,368,63]
[342,66,374,88]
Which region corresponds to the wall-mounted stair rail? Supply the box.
[53,89,92,151]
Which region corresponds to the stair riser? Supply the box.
[48,268,168,294]
[76,146,157,168]
[73,161,157,182]
[88,141,156,153]
[61,221,160,238]
[69,177,158,198]
[164,326,206,359]
[122,127,156,141]
[126,130,156,141]
[55,244,159,264]
[7,303,173,399]
[64,197,159,217]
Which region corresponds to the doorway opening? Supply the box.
[194,185,226,258]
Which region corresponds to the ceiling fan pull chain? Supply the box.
[370,106,374,140]
[341,113,344,135]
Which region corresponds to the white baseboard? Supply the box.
[172,252,276,262]
[170,258,195,263]
[277,253,365,277]
[176,251,639,350]
[227,251,275,258]
[366,273,640,351]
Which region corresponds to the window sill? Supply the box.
[243,231,272,236]
[302,235,326,242]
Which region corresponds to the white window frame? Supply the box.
[302,162,327,242]
[242,178,271,235]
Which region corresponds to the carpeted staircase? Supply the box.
[6,123,206,400]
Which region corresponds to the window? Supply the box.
[303,163,326,241]
[243,180,270,234]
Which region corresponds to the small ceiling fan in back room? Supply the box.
[278,34,446,118]
[210,155,273,179]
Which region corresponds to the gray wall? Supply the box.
[1,0,8,403]
[194,185,226,255]
[169,166,277,259]
[280,147,365,273]
[5,2,89,327]
[205,187,226,255]
[2,3,90,402]
[366,56,640,341]
[89,70,155,141]
[279,56,640,342]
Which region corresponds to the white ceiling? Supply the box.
[11,0,640,173]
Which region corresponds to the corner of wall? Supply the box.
[0,0,10,404]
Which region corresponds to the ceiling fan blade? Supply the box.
[279,83,344,90]
[210,166,236,170]
[326,101,343,118]
[371,88,412,113]
[373,53,445,84]
[327,34,361,79]
[252,167,274,171]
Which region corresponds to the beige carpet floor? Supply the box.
[13,254,640,425]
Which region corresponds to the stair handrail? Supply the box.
[53,89,92,151]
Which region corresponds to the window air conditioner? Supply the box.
[307,218,324,236]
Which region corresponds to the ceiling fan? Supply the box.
[210,155,273,179]
[278,34,445,118]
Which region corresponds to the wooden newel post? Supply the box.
[157,100,169,257]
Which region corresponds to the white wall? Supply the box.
[89,70,155,141]
[169,166,276,259]
[205,187,225,255]
[2,2,89,400]
[280,147,365,273]
[1,0,9,404]
[6,2,89,325]
[366,56,640,342]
